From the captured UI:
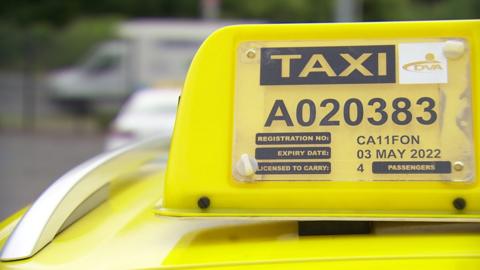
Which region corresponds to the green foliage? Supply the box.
[0,0,479,26]
[0,17,118,70]
[221,0,333,22]
[49,17,119,68]
[0,0,200,27]
[364,0,480,21]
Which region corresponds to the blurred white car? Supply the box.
[48,20,234,114]
[104,88,180,150]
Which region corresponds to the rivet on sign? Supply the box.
[443,40,465,59]
[453,197,466,211]
[236,153,258,178]
[453,161,464,171]
[246,49,256,59]
[197,196,210,209]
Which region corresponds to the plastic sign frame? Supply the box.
[157,20,480,221]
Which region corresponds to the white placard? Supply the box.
[398,42,448,84]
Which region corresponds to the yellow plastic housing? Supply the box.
[2,172,480,269]
[158,20,480,220]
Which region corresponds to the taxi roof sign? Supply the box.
[157,20,480,221]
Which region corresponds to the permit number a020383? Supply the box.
[233,40,473,182]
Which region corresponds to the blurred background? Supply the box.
[0,0,479,219]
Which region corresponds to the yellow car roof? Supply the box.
[159,20,480,221]
[1,170,480,269]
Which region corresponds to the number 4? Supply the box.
[357,164,364,173]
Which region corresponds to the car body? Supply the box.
[1,171,479,269]
[2,20,480,269]
[104,88,180,151]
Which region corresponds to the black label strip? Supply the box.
[256,147,331,160]
[257,162,331,175]
[372,161,452,174]
[256,132,331,145]
[260,45,396,85]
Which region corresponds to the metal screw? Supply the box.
[443,40,465,59]
[246,49,256,59]
[453,161,464,171]
[197,196,210,209]
[453,197,466,210]
[236,154,258,178]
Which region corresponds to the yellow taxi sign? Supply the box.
[234,39,473,182]
[158,20,480,220]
